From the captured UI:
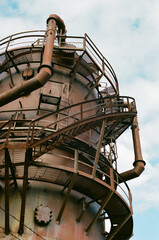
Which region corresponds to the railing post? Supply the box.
[6,35,12,51]
[74,149,78,173]
[80,104,83,121]
[30,122,35,144]
[83,34,86,51]
[127,97,130,112]
[109,142,115,190]
[26,121,32,146]
[110,167,115,190]
[5,121,12,147]
[5,52,14,87]
[102,56,105,72]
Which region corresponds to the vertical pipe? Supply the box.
[131,116,143,161]
[119,116,145,182]
[39,18,56,76]
[0,14,66,107]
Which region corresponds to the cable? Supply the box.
[0,206,46,240]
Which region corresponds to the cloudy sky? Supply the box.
[0,0,158,239]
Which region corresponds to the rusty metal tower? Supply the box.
[0,14,145,239]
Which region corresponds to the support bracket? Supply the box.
[56,173,77,224]
[106,213,132,240]
[18,148,32,235]
[85,190,114,235]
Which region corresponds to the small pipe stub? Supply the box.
[22,68,34,80]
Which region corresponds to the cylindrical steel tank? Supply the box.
[0,14,145,240]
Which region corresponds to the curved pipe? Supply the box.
[48,14,66,44]
[47,14,66,34]
[119,116,146,183]
[0,14,65,107]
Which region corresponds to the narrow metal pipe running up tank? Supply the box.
[0,14,145,240]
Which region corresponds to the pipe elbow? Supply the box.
[0,15,56,107]
[47,14,66,34]
[119,116,146,183]
[119,160,146,183]
[37,70,51,86]
[133,160,145,176]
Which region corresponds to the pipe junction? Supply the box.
[0,14,66,107]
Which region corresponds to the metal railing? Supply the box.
[0,98,134,211]
[29,152,132,210]
[0,96,136,148]
[28,95,136,145]
[0,30,118,93]
[0,30,45,52]
[56,33,118,93]
[0,147,132,210]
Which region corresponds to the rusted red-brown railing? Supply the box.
[0,31,119,96]
[28,96,136,145]
[0,96,136,149]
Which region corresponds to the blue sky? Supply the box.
[0,0,159,239]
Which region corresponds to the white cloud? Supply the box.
[130,162,159,212]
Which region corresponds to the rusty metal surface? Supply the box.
[0,147,134,237]
[119,116,146,182]
[0,33,119,95]
[0,13,144,240]
[0,16,57,107]
[0,96,136,149]
[0,182,105,240]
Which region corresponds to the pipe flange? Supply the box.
[47,16,57,24]
[133,160,146,167]
[34,205,52,226]
[37,64,54,76]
